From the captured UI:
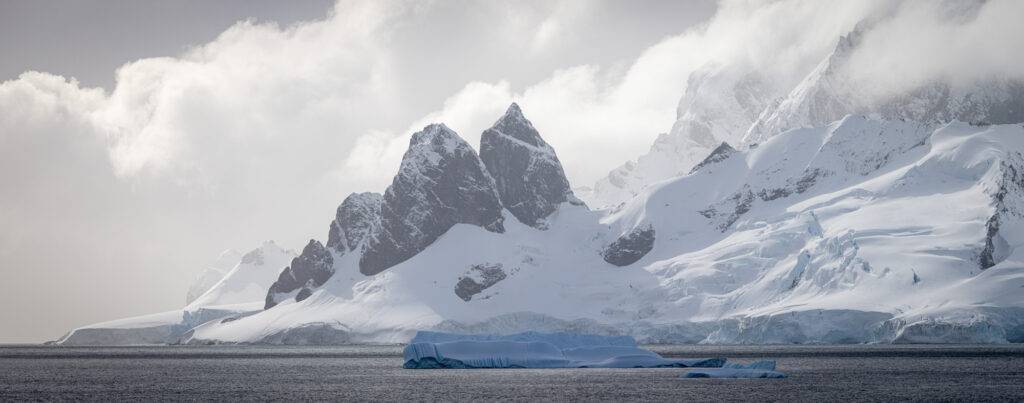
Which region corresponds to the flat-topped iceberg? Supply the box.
[403,331,725,369]
[683,360,787,378]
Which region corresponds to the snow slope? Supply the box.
[186,241,296,310]
[184,249,241,305]
[58,241,295,345]
[588,63,775,207]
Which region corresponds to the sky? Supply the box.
[3,0,1022,343]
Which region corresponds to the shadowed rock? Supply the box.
[480,103,579,228]
[265,240,333,309]
[326,192,382,254]
[602,225,656,266]
[689,142,736,174]
[454,263,508,301]
[359,124,505,276]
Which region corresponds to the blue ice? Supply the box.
[403,331,725,369]
[683,360,787,378]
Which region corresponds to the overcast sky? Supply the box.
[0,0,716,343]
[3,0,1021,343]
[0,0,337,90]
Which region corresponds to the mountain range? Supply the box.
[57,29,1024,345]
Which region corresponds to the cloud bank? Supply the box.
[844,0,1024,98]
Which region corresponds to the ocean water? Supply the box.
[2,344,1023,400]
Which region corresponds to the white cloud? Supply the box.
[96,3,399,184]
[843,0,1024,99]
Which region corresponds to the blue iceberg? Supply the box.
[403,331,725,369]
[683,360,787,378]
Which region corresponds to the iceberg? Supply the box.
[402,331,725,369]
[683,360,787,378]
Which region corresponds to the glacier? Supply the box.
[403,331,724,369]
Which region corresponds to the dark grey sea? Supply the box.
[2,344,1023,401]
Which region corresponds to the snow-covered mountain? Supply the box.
[187,241,296,310]
[745,29,1024,145]
[184,249,241,305]
[58,241,295,345]
[587,27,1024,208]
[58,101,1024,345]
[587,63,775,207]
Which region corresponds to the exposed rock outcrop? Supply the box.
[689,142,737,174]
[480,103,579,228]
[980,155,1024,269]
[359,124,505,276]
[326,192,382,254]
[700,188,755,232]
[602,224,656,266]
[454,263,508,301]
[265,240,334,309]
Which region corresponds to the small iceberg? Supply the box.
[403,331,725,369]
[683,360,787,379]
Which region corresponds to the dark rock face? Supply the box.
[454,263,507,301]
[264,194,379,310]
[689,142,736,174]
[295,288,313,303]
[980,156,1024,270]
[265,240,334,309]
[326,192,382,254]
[359,124,505,276]
[602,225,656,266]
[480,103,578,228]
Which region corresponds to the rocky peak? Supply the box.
[359,124,505,276]
[488,103,544,147]
[326,192,382,254]
[480,103,578,228]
